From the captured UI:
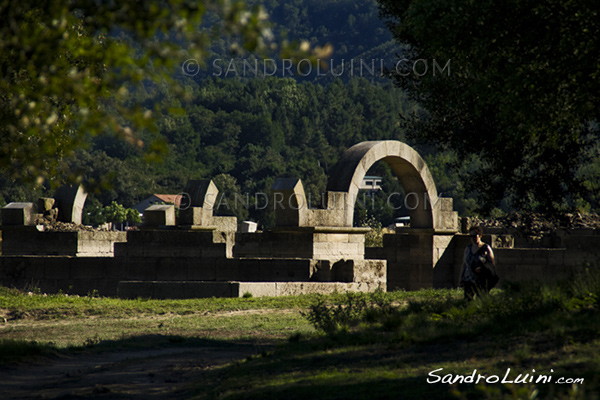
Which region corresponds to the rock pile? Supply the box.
[36,220,101,232]
[463,212,600,236]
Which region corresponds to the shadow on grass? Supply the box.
[186,275,600,400]
[187,333,600,400]
[190,341,454,400]
[0,333,276,366]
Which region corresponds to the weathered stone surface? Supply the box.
[38,197,55,212]
[179,180,219,226]
[240,221,257,233]
[465,212,600,238]
[437,210,459,231]
[234,227,369,261]
[213,216,237,233]
[143,205,175,226]
[271,178,308,227]
[326,141,450,230]
[1,202,35,226]
[1,230,126,256]
[53,185,87,224]
[179,207,213,226]
[116,280,383,299]
[181,180,219,209]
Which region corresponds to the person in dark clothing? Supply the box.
[460,225,498,300]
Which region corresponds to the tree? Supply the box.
[103,201,141,228]
[378,0,600,213]
[0,0,327,185]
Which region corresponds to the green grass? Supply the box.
[187,272,600,400]
[0,285,316,318]
[0,289,319,353]
[2,273,600,399]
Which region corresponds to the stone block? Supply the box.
[215,258,240,281]
[355,259,387,285]
[237,282,278,297]
[1,202,35,225]
[45,259,71,280]
[117,281,153,299]
[348,233,366,243]
[38,197,55,212]
[310,260,332,281]
[181,180,219,210]
[144,205,175,226]
[314,233,349,243]
[188,282,237,298]
[271,178,308,227]
[201,243,228,258]
[257,259,312,281]
[240,221,257,233]
[179,207,213,226]
[438,197,454,212]
[306,208,346,227]
[330,259,387,285]
[331,259,353,282]
[274,282,378,296]
[70,260,107,279]
[270,241,313,258]
[122,258,158,280]
[213,216,238,233]
[313,242,364,260]
[188,258,218,281]
[437,211,459,231]
[156,258,189,280]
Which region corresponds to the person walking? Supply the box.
[460,225,499,300]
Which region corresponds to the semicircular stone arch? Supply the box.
[326,140,447,230]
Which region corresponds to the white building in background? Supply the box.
[359,175,382,196]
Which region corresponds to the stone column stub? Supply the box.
[53,185,87,225]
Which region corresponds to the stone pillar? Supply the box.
[271,178,308,227]
[384,230,456,291]
[179,180,218,227]
[53,185,87,224]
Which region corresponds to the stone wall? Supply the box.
[3,225,600,298]
[118,281,384,299]
[364,230,600,292]
[1,229,126,257]
[234,227,368,261]
[0,256,326,296]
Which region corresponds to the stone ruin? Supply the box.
[1,185,126,257]
[1,141,600,298]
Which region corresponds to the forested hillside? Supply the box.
[1,0,599,228]
[205,0,398,82]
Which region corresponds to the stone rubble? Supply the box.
[464,212,600,236]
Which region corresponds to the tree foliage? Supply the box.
[378,0,600,213]
[103,201,141,225]
[0,0,321,185]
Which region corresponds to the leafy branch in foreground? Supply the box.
[0,0,326,185]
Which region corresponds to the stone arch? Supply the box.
[326,140,445,230]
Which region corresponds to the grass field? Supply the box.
[1,272,600,399]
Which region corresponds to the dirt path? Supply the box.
[0,342,269,400]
